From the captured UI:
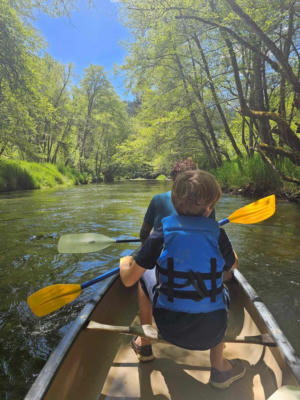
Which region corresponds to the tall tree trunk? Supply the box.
[174,50,222,166]
[172,51,218,167]
[225,0,300,104]
[51,118,73,164]
[192,34,242,158]
[224,35,248,114]
[252,43,273,145]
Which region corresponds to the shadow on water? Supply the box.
[0,181,299,399]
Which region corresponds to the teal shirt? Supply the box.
[144,191,215,230]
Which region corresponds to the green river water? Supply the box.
[0,181,299,399]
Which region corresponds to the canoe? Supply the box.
[25,267,300,400]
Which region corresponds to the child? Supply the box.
[119,169,245,389]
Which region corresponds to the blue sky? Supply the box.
[33,0,132,100]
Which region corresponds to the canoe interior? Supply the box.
[28,272,300,400]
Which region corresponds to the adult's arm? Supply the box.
[139,196,157,241]
[139,221,152,242]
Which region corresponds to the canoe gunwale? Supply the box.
[233,269,300,384]
[25,269,300,399]
[24,274,120,400]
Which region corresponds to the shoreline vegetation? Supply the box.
[2,1,300,204]
[1,157,299,202]
[0,160,88,192]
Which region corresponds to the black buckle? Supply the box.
[187,271,209,301]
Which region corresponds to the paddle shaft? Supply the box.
[218,218,229,226]
[115,219,229,248]
[81,219,229,290]
[79,218,230,290]
[81,267,120,289]
[115,239,140,244]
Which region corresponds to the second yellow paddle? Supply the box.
[218,194,275,226]
[57,194,276,253]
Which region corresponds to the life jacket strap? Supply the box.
[167,258,174,303]
[211,258,217,303]
[157,258,223,303]
[156,264,222,280]
[158,285,223,301]
[186,270,210,299]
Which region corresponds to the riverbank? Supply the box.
[1,156,299,202]
[0,160,88,192]
[211,155,300,202]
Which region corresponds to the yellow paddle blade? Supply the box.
[27,284,82,317]
[228,194,276,224]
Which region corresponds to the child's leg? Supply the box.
[210,342,232,371]
[209,341,246,388]
[136,282,153,346]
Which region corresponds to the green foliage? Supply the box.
[1,0,299,195]
[0,1,131,187]
[0,160,35,191]
[156,174,167,181]
[116,0,300,193]
[56,164,89,185]
[0,160,85,192]
[211,154,285,193]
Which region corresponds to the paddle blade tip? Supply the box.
[27,284,81,317]
[27,294,50,317]
[58,233,114,254]
[228,194,276,225]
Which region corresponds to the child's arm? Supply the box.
[121,228,164,287]
[120,256,146,287]
[219,228,238,271]
[231,250,239,270]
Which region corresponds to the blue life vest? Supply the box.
[154,215,226,314]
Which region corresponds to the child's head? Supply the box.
[171,169,221,216]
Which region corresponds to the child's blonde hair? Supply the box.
[171,170,221,216]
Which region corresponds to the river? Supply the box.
[0,181,299,399]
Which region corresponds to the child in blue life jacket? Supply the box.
[119,169,246,389]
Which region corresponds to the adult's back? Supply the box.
[144,191,175,231]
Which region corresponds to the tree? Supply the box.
[117,0,300,184]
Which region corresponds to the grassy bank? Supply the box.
[211,155,300,200]
[0,160,88,192]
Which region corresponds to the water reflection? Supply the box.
[0,182,299,399]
